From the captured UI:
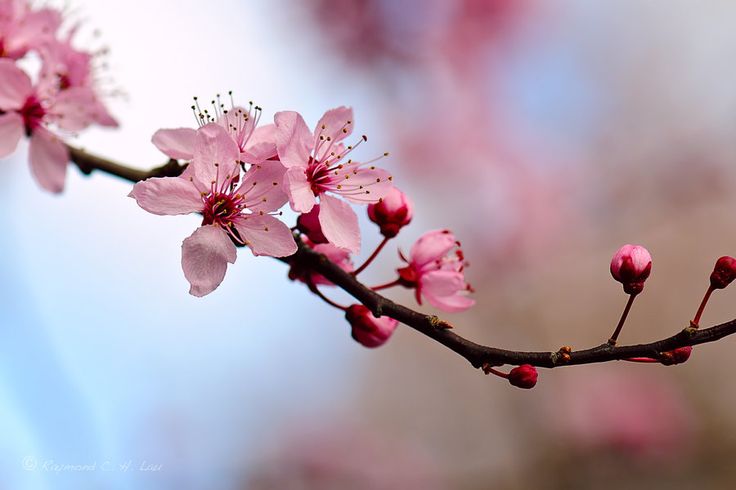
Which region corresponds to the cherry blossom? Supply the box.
[38,30,118,128]
[397,229,475,312]
[0,59,102,192]
[274,106,393,253]
[129,123,296,296]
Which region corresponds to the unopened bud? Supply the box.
[345,304,398,348]
[297,205,328,244]
[710,256,736,290]
[367,187,413,238]
[508,364,538,389]
[610,244,652,295]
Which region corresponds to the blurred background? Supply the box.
[2,0,736,488]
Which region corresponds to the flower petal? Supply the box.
[234,214,297,257]
[151,128,196,160]
[236,160,288,213]
[190,123,240,187]
[284,166,316,213]
[5,8,61,55]
[420,270,475,313]
[242,123,278,164]
[274,111,312,168]
[28,128,68,193]
[0,59,32,110]
[314,106,353,160]
[410,229,457,268]
[129,176,202,216]
[181,225,237,297]
[51,87,97,131]
[0,112,24,158]
[318,193,360,253]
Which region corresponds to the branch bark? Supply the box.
[66,145,736,370]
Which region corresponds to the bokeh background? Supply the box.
[2,0,736,488]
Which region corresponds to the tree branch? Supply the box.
[66,145,736,370]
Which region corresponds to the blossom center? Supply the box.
[201,192,243,227]
[21,96,46,135]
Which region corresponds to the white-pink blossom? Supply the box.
[274,106,393,253]
[129,123,297,296]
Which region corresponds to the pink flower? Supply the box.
[0,59,101,192]
[345,304,398,348]
[289,237,353,286]
[129,123,297,296]
[274,106,393,253]
[610,244,652,295]
[367,186,413,238]
[38,32,118,128]
[397,229,475,312]
[0,1,61,60]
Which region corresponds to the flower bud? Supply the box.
[297,205,328,244]
[610,244,652,295]
[508,364,538,389]
[710,256,736,290]
[367,187,413,238]
[660,346,692,366]
[345,305,398,348]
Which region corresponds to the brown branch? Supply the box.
[66,145,736,370]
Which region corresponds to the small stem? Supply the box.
[486,366,509,379]
[624,357,659,363]
[306,278,348,311]
[353,237,390,275]
[371,278,402,291]
[692,285,715,328]
[608,294,637,346]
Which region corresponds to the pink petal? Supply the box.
[181,225,237,297]
[420,270,475,313]
[318,193,361,253]
[0,112,24,158]
[330,163,393,204]
[410,229,457,268]
[128,176,202,216]
[234,214,297,257]
[236,160,288,213]
[274,111,312,168]
[5,8,61,55]
[190,123,240,188]
[284,166,316,213]
[51,87,97,131]
[28,128,68,193]
[0,59,32,110]
[314,106,353,160]
[242,123,278,163]
[92,99,119,127]
[151,128,196,160]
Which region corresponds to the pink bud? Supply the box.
[610,244,652,295]
[710,256,736,290]
[508,364,538,389]
[367,187,413,238]
[345,304,398,348]
[297,205,328,244]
